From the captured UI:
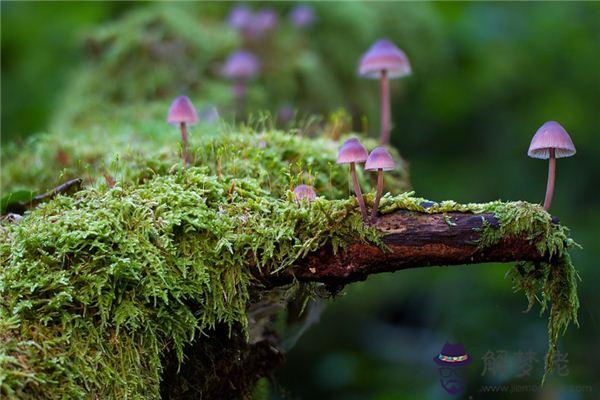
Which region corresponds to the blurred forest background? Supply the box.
[2,2,599,399]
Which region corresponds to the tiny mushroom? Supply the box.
[359,39,411,145]
[337,138,369,221]
[253,8,278,37]
[290,4,316,28]
[222,50,260,100]
[293,184,317,203]
[222,50,260,82]
[527,121,576,211]
[365,147,395,222]
[227,5,253,32]
[167,95,198,165]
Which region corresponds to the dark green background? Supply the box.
[2,2,599,399]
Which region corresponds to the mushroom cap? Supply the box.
[293,184,317,201]
[336,138,368,164]
[528,121,576,159]
[222,50,260,80]
[253,8,278,34]
[227,5,253,30]
[167,96,199,125]
[359,38,411,79]
[365,147,395,171]
[290,4,316,28]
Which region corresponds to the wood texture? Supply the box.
[268,210,553,285]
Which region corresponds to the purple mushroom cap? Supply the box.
[365,147,395,171]
[528,121,576,159]
[228,5,253,31]
[359,38,411,79]
[337,138,368,164]
[293,184,317,202]
[290,4,316,28]
[222,50,260,80]
[253,8,278,35]
[167,96,199,125]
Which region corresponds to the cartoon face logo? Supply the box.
[433,342,471,395]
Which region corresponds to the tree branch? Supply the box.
[269,210,556,286]
[3,178,83,215]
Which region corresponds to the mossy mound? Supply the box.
[1,121,409,199]
[1,139,578,397]
[0,168,377,398]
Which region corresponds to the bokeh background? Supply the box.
[2,2,599,399]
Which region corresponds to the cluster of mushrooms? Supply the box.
[222,4,315,112]
[166,36,576,224]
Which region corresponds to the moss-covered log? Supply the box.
[1,126,579,398]
[274,210,559,285]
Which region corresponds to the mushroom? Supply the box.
[359,39,411,145]
[364,147,395,222]
[293,184,317,203]
[252,8,278,37]
[527,121,576,211]
[167,96,199,165]
[222,50,260,114]
[227,5,253,32]
[337,138,369,221]
[290,5,316,28]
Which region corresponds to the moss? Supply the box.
[0,161,381,398]
[380,192,580,383]
[1,122,409,202]
[1,159,578,398]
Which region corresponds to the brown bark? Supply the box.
[268,210,555,286]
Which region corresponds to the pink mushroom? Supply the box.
[293,184,317,203]
[222,50,260,82]
[365,147,395,222]
[359,39,411,145]
[290,5,316,28]
[222,50,260,114]
[528,121,576,211]
[167,96,199,165]
[253,8,278,37]
[227,5,253,31]
[337,138,369,221]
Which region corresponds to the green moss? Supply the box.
[1,133,577,396]
[0,163,377,398]
[1,123,409,200]
[1,179,579,397]
[380,192,580,383]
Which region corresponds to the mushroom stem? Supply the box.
[350,162,368,221]
[379,69,391,145]
[543,148,556,211]
[234,79,247,118]
[180,122,189,166]
[371,168,384,222]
